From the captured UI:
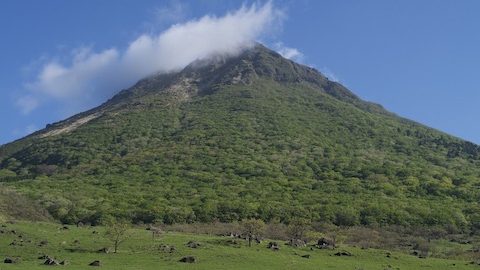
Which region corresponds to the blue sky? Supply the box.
[1,0,480,145]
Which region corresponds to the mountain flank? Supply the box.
[0,44,479,232]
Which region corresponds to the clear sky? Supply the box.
[1,0,480,145]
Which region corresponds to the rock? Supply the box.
[267,242,280,251]
[226,239,239,245]
[287,239,306,248]
[4,257,15,264]
[186,241,201,248]
[159,244,176,253]
[61,226,69,230]
[44,257,60,265]
[38,255,49,260]
[317,237,335,249]
[38,240,49,247]
[89,260,101,266]
[301,254,311,259]
[73,239,80,244]
[60,260,68,265]
[334,250,352,256]
[97,247,110,254]
[179,256,196,263]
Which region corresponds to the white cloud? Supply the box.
[153,1,188,25]
[319,67,340,82]
[273,42,304,62]
[19,1,282,114]
[16,95,39,115]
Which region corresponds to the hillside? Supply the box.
[0,44,479,231]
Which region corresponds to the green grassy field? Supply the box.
[0,221,478,269]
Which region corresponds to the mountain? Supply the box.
[0,44,479,230]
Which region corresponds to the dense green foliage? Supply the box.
[0,45,479,232]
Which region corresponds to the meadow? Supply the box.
[1,221,478,270]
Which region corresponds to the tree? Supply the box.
[241,219,265,247]
[149,224,163,240]
[287,218,311,242]
[105,220,130,253]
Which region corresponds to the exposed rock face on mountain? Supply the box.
[0,44,479,230]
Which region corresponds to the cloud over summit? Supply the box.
[19,2,281,114]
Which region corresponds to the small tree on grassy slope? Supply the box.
[241,219,265,247]
[105,219,131,253]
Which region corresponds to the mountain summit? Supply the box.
[0,44,479,229]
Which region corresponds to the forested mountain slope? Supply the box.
[1,44,479,231]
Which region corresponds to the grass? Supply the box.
[0,221,478,269]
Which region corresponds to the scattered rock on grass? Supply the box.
[267,242,280,251]
[44,257,60,266]
[97,247,110,254]
[4,257,15,264]
[186,241,201,248]
[334,250,352,256]
[287,239,306,248]
[159,244,176,253]
[179,256,196,263]
[38,240,49,247]
[89,260,101,266]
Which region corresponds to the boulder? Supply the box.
[44,258,60,266]
[179,256,196,263]
[89,260,101,266]
[4,257,15,264]
[287,239,306,248]
[186,241,201,248]
[97,247,110,254]
[317,237,335,249]
[334,250,352,256]
[267,242,280,251]
[38,240,49,247]
[159,244,176,253]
